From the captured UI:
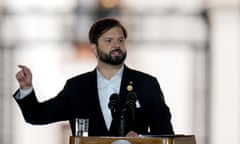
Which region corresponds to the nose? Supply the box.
[113,39,121,47]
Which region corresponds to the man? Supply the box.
[14,18,174,137]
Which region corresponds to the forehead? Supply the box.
[100,26,124,38]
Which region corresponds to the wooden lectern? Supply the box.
[69,135,196,144]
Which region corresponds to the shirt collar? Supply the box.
[97,65,124,81]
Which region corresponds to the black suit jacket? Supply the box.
[14,65,174,136]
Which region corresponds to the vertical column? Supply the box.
[0,48,3,144]
[210,9,240,144]
[192,43,209,144]
[0,46,14,144]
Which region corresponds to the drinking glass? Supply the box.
[75,118,89,137]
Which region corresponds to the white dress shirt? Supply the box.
[97,66,123,130]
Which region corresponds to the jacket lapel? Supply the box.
[119,65,134,108]
[90,69,109,134]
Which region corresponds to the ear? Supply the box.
[90,44,98,57]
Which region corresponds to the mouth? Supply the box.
[110,49,122,56]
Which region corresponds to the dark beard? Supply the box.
[97,48,127,65]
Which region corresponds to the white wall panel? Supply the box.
[210,9,240,144]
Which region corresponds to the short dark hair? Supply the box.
[88,18,127,45]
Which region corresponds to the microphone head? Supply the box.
[126,92,137,102]
[109,93,120,101]
[108,93,120,109]
[126,92,137,107]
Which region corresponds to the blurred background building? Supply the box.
[0,0,239,144]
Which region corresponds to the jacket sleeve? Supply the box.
[13,83,72,125]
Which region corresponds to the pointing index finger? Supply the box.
[18,65,26,69]
[17,65,30,73]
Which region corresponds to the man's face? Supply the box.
[95,26,127,65]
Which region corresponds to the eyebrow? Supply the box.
[104,36,125,39]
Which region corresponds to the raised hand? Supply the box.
[16,65,33,89]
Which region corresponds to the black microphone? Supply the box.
[108,93,120,114]
[108,93,120,118]
[108,93,125,136]
[124,92,137,127]
[126,92,137,109]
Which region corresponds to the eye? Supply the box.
[119,38,125,43]
[104,38,112,43]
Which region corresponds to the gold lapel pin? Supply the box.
[127,81,133,91]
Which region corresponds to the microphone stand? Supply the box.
[108,92,137,136]
[119,114,125,136]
